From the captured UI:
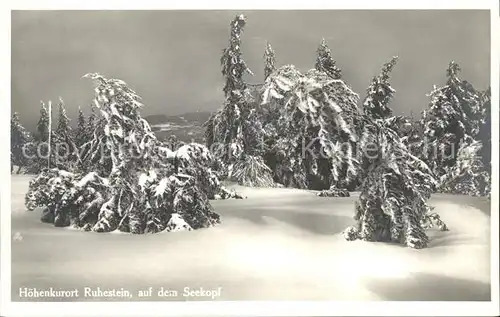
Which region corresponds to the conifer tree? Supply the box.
[259,43,280,168]
[36,102,50,143]
[343,118,447,249]
[76,107,86,147]
[357,56,406,186]
[11,112,31,174]
[80,103,100,159]
[205,14,251,163]
[205,14,273,186]
[477,87,491,174]
[87,103,97,134]
[264,42,276,80]
[420,61,484,177]
[363,56,398,119]
[315,38,342,80]
[54,98,78,170]
[30,102,56,172]
[55,99,71,137]
[261,65,360,191]
[340,56,449,248]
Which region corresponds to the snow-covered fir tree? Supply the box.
[363,56,398,119]
[205,14,250,164]
[261,65,360,192]
[29,102,58,173]
[260,43,282,168]
[264,42,276,80]
[204,14,273,187]
[358,55,400,180]
[26,73,228,234]
[76,107,86,147]
[11,112,32,174]
[82,73,187,232]
[420,61,484,179]
[358,57,430,181]
[36,102,50,143]
[55,99,71,137]
[343,118,448,249]
[78,103,101,170]
[477,87,491,175]
[86,103,98,140]
[315,38,342,80]
[54,98,78,170]
[341,57,449,248]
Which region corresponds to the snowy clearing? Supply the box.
[11,174,491,301]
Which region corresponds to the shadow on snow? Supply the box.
[362,272,491,301]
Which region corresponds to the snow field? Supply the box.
[11,175,491,301]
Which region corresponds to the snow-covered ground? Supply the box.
[10,175,491,301]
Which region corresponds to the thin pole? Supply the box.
[47,100,51,169]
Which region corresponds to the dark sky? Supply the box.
[12,10,490,130]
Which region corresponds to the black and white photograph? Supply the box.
[1,1,499,316]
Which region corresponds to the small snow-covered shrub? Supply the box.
[171,175,220,229]
[422,207,449,232]
[138,171,221,233]
[159,142,246,200]
[215,187,247,200]
[343,226,359,241]
[439,137,491,197]
[166,213,193,232]
[25,169,110,229]
[25,168,222,233]
[317,186,350,197]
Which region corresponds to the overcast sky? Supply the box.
[12,10,490,130]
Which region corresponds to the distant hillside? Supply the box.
[144,111,213,143]
[144,84,262,143]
